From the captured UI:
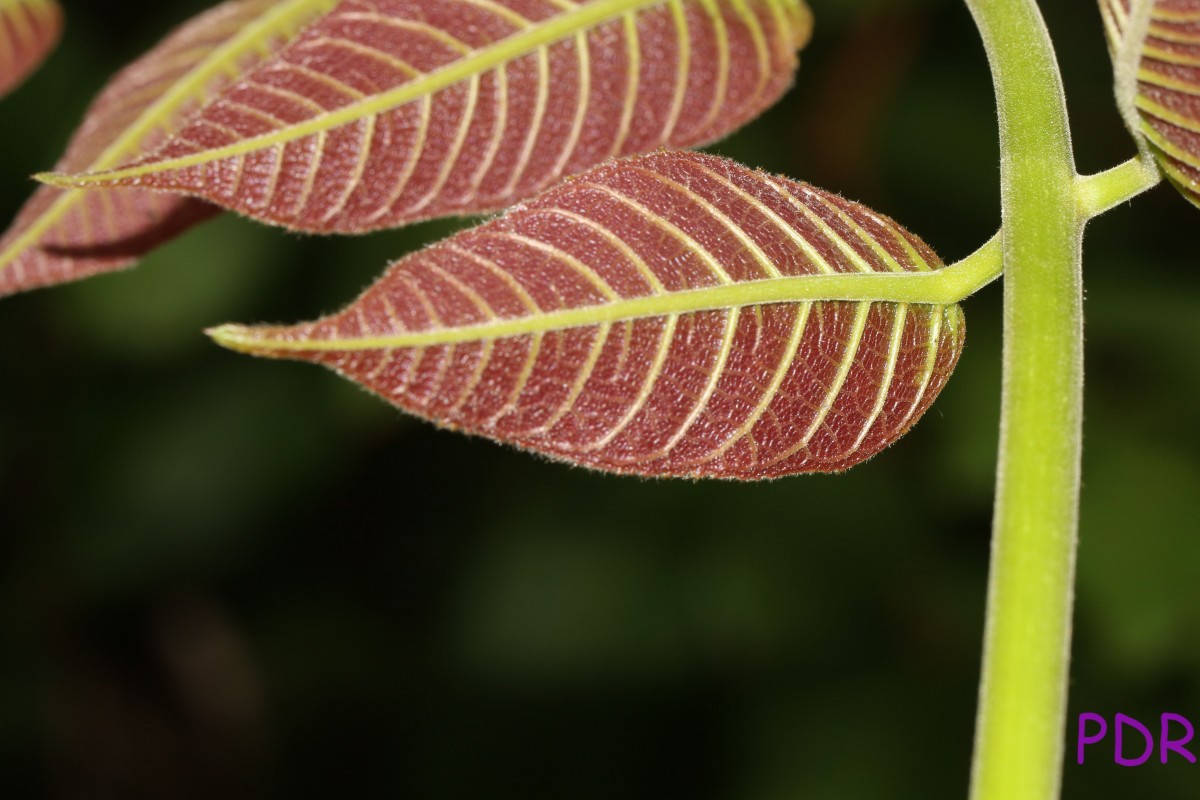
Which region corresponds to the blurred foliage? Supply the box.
[2,0,1199,798]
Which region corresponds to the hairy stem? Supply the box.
[963,1,1082,800]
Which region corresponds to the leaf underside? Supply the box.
[1103,0,1200,207]
[212,152,965,479]
[0,0,60,99]
[48,0,812,236]
[0,0,339,298]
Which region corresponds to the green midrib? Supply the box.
[0,0,337,274]
[45,0,805,187]
[209,265,978,353]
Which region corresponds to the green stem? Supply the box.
[962,2,1082,800]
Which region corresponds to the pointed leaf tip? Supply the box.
[0,0,335,298]
[206,324,261,354]
[50,0,813,234]
[0,0,62,99]
[222,151,965,480]
[30,170,74,189]
[1102,0,1200,208]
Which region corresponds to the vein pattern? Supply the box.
[213,151,965,479]
[0,0,337,297]
[0,0,60,98]
[1103,0,1200,207]
[52,0,813,233]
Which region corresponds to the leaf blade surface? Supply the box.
[212,151,965,479]
[0,0,61,99]
[1103,0,1200,207]
[47,0,813,233]
[0,0,337,297]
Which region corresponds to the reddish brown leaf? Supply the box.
[48,0,813,234]
[210,151,965,479]
[0,0,337,298]
[1102,0,1200,207]
[0,0,61,99]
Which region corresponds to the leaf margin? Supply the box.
[0,0,339,292]
[0,0,62,99]
[1100,0,1200,208]
[206,150,974,479]
[38,0,814,192]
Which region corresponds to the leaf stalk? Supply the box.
[1075,155,1162,219]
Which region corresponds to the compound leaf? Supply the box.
[0,0,339,298]
[210,151,965,479]
[44,0,812,234]
[0,0,61,99]
[1102,0,1200,207]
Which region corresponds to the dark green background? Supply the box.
[2,0,1198,797]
